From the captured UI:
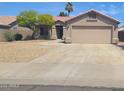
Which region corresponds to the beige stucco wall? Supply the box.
[66,14,115,26]
[65,13,118,44]
[0,29,9,41]
[51,25,57,39]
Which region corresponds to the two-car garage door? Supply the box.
[71,26,112,44]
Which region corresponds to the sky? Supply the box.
[0,2,124,26]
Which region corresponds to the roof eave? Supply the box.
[65,9,120,24]
[0,24,10,27]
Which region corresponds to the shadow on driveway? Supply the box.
[115,42,124,50]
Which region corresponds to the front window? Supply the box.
[40,26,48,36]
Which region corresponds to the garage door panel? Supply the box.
[71,26,111,44]
[72,26,111,30]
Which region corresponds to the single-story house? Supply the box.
[0,9,120,43]
[0,16,72,41]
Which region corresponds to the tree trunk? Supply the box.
[31,25,40,40]
[68,11,70,16]
[32,31,36,39]
[32,27,40,39]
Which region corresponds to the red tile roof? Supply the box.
[53,16,73,22]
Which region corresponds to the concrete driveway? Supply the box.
[0,40,124,88]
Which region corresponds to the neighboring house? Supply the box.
[0,16,17,32]
[0,16,17,41]
[0,16,33,41]
[0,9,120,43]
[118,26,124,42]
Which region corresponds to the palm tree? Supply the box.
[65,2,74,16]
[59,11,68,16]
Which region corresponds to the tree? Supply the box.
[59,11,68,16]
[17,10,55,39]
[38,14,54,27]
[17,10,39,39]
[17,10,38,29]
[65,2,74,16]
[38,14,55,39]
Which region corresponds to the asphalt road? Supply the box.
[0,85,124,91]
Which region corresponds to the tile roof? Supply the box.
[118,26,124,31]
[0,16,73,26]
[0,10,120,26]
[53,16,73,22]
[0,16,16,26]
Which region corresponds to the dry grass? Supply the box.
[0,40,50,63]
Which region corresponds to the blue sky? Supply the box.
[0,2,124,26]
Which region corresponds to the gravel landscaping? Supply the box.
[0,40,51,63]
[0,40,124,64]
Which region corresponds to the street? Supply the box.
[0,85,124,91]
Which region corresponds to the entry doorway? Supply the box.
[118,31,124,42]
[56,26,63,39]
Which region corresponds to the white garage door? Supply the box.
[71,26,112,44]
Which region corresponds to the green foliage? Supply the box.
[15,33,23,41]
[17,10,38,29]
[17,10,55,28]
[17,10,55,39]
[38,14,55,27]
[59,12,68,16]
[4,31,15,42]
[65,2,74,16]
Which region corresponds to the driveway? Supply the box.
[0,40,124,88]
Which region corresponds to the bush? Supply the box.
[15,33,23,41]
[4,31,15,42]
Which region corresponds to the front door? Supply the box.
[56,26,63,39]
[118,31,124,42]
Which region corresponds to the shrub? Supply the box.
[4,31,15,42]
[15,33,23,41]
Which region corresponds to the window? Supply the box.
[40,27,48,36]
[87,13,97,22]
[88,13,96,19]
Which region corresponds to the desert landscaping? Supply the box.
[0,40,51,63]
[0,39,124,64]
